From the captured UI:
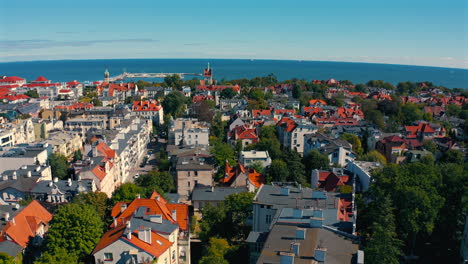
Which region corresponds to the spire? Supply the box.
[207,62,210,70]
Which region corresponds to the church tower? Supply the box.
[104,68,110,82]
[203,63,213,85]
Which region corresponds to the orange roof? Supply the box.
[92,225,173,258]
[92,164,108,181]
[132,100,162,112]
[96,142,116,159]
[248,168,265,188]
[309,99,327,106]
[111,197,189,231]
[277,117,297,132]
[252,109,272,118]
[166,204,189,231]
[1,201,52,248]
[34,76,49,82]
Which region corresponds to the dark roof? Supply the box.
[0,240,23,257]
[257,224,358,264]
[192,187,248,201]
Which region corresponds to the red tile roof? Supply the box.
[34,76,49,82]
[309,99,327,106]
[111,197,189,231]
[252,109,272,118]
[96,142,116,159]
[0,76,25,83]
[0,201,52,248]
[132,100,162,112]
[92,225,173,258]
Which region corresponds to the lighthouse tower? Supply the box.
[104,68,110,82]
[203,63,213,85]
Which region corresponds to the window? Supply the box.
[188,182,191,187]
[104,253,113,261]
[266,215,272,225]
[195,171,198,176]
[172,250,176,260]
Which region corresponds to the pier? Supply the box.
[109,72,202,81]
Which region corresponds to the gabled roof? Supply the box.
[34,76,49,82]
[111,196,189,231]
[132,100,162,111]
[0,76,24,83]
[92,225,173,258]
[0,201,52,248]
[96,141,116,159]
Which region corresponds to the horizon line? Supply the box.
[0,57,467,71]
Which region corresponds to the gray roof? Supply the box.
[129,216,178,235]
[257,224,359,264]
[254,184,348,229]
[192,187,248,201]
[176,156,214,171]
[30,179,94,194]
[0,204,24,227]
[0,240,23,257]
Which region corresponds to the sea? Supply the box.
[0,59,466,88]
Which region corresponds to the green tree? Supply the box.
[162,91,186,117]
[341,133,364,155]
[365,110,385,129]
[422,140,438,154]
[211,139,236,169]
[42,203,103,261]
[248,88,264,101]
[164,74,182,89]
[266,159,289,183]
[292,83,302,99]
[34,247,79,264]
[220,87,237,99]
[249,161,264,173]
[48,153,69,180]
[73,149,82,161]
[361,150,387,165]
[364,198,402,264]
[111,183,144,203]
[440,149,464,165]
[91,98,103,106]
[303,150,329,175]
[283,149,306,184]
[135,170,174,193]
[25,90,39,98]
[445,104,461,117]
[73,192,110,224]
[199,238,230,264]
[401,103,423,124]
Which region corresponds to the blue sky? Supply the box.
[0,0,467,68]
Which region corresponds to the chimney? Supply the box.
[4,212,9,222]
[27,171,32,178]
[279,252,294,264]
[92,145,98,157]
[67,178,72,186]
[149,214,163,224]
[210,186,214,192]
[139,227,152,244]
[120,204,127,213]
[310,217,323,228]
[11,172,17,180]
[313,209,323,218]
[280,187,290,196]
[113,217,117,227]
[291,242,300,256]
[311,169,319,187]
[292,208,303,219]
[136,194,141,199]
[357,250,364,264]
[296,228,306,240]
[314,248,327,262]
[172,210,177,221]
[53,177,58,183]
